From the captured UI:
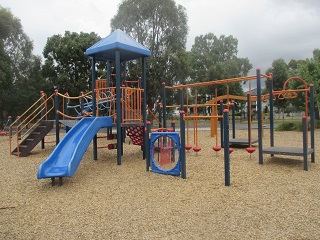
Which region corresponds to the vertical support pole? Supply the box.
[122,127,126,144]
[7,116,12,135]
[80,91,84,114]
[171,121,175,132]
[8,116,12,125]
[171,121,176,162]
[269,73,274,148]
[91,57,97,117]
[64,92,70,133]
[157,102,162,128]
[231,100,235,139]
[121,64,126,146]
[180,110,186,179]
[15,116,21,156]
[219,100,224,148]
[247,93,251,146]
[257,69,263,165]
[309,84,315,163]
[123,61,126,81]
[162,82,167,129]
[41,91,45,149]
[142,57,147,160]
[107,61,111,87]
[40,91,45,118]
[16,116,21,140]
[116,51,122,165]
[302,116,308,171]
[54,89,60,145]
[223,109,230,186]
[180,88,186,179]
[91,56,98,160]
[106,61,112,135]
[146,121,151,171]
[64,92,69,117]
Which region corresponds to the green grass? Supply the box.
[151,114,320,131]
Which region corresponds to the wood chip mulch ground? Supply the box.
[1,129,319,239]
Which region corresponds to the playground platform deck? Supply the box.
[262,146,314,156]
[229,138,258,147]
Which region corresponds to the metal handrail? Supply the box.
[9,93,55,156]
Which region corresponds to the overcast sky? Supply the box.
[2,0,320,77]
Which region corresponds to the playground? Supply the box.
[1,29,319,239]
[1,128,320,239]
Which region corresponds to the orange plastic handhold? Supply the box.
[107,134,117,140]
[246,147,255,154]
[185,145,192,150]
[229,148,234,154]
[107,143,117,150]
[212,146,222,152]
[193,146,201,152]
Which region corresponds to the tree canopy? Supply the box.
[4,1,319,126]
[42,31,102,96]
[288,49,320,118]
[264,58,289,113]
[264,53,320,119]
[189,33,252,99]
[0,6,42,127]
[110,0,189,109]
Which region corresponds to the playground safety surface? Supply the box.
[0,129,319,239]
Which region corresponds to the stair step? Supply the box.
[12,120,54,157]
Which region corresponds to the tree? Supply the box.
[189,33,251,98]
[289,49,320,119]
[0,6,42,127]
[265,58,289,113]
[42,31,102,96]
[0,41,12,128]
[110,0,189,110]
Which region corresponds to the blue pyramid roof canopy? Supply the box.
[85,29,151,62]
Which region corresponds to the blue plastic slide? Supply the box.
[38,116,113,179]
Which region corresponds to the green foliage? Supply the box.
[265,58,289,113]
[189,33,252,97]
[111,0,188,56]
[0,6,42,126]
[42,31,102,96]
[111,0,189,109]
[288,50,320,119]
[266,58,289,90]
[275,121,297,131]
[276,120,320,131]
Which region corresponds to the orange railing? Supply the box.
[9,80,145,155]
[9,92,55,156]
[121,87,144,123]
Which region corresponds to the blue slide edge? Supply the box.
[37,116,113,179]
